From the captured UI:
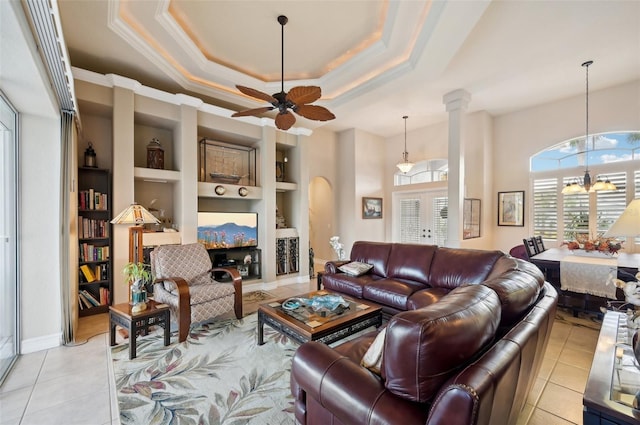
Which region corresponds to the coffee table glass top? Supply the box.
[264,291,374,328]
[611,319,640,409]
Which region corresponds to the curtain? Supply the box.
[60,110,77,344]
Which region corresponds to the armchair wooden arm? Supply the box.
[211,267,243,319]
[153,276,190,342]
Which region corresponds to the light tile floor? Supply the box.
[0,280,600,425]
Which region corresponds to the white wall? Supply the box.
[307,128,338,262]
[1,1,63,352]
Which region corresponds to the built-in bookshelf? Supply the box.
[77,167,113,316]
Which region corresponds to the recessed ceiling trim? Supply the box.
[108,0,437,110]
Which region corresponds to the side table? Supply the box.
[109,300,171,359]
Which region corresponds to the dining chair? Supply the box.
[534,236,546,254]
[523,238,537,258]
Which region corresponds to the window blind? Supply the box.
[533,178,558,240]
[400,198,421,243]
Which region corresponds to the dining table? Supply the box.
[529,247,640,313]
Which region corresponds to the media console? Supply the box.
[208,247,261,282]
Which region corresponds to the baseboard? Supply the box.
[21,332,62,354]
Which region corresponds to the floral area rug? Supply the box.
[110,314,297,425]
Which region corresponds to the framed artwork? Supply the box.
[362,197,383,219]
[498,191,524,226]
[463,198,481,239]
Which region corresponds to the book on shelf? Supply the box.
[79,243,109,262]
[78,292,93,309]
[80,289,100,307]
[78,189,108,211]
[99,287,110,305]
[79,217,109,239]
[79,264,96,282]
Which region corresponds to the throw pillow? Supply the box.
[338,261,373,276]
[361,327,387,375]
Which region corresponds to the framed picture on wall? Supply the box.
[498,191,524,226]
[463,198,481,239]
[362,197,383,219]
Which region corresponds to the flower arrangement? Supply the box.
[329,236,346,261]
[564,233,623,255]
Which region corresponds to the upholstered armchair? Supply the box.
[151,243,243,342]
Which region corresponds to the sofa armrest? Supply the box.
[324,260,350,274]
[211,267,243,318]
[291,342,426,425]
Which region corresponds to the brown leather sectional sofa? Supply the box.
[291,241,558,425]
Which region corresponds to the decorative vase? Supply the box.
[130,279,147,313]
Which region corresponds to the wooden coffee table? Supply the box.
[257,290,382,345]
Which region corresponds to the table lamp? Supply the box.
[111,203,160,309]
[604,199,640,254]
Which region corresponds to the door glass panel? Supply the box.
[396,192,447,245]
[0,93,18,384]
[400,198,421,243]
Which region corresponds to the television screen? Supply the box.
[197,212,258,249]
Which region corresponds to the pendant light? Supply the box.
[562,60,616,194]
[396,116,415,174]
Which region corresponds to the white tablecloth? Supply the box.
[560,255,618,299]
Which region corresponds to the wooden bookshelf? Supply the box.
[77,167,113,316]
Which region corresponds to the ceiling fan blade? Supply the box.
[231,106,274,117]
[275,111,296,131]
[294,104,336,122]
[287,86,321,105]
[236,85,277,104]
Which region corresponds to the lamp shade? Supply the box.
[604,199,640,238]
[111,203,160,225]
[396,161,415,174]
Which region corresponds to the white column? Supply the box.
[111,78,137,304]
[443,89,471,248]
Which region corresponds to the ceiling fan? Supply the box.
[231,15,335,131]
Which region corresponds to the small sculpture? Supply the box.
[329,236,346,261]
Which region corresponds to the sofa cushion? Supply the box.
[429,248,505,289]
[322,273,381,298]
[339,261,373,276]
[406,287,451,310]
[363,279,426,311]
[383,284,501,403]
[385,243,437,285]
[350,241,393,277]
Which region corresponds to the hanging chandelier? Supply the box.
[396,116,415,174]
[562,61,616,194]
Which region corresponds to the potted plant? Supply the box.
[122,262,151,313]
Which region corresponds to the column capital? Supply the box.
[443,89,471,112]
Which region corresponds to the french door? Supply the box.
[393,191,448,246]
[0,93,18,385]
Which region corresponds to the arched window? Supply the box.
[394,159,448,186]
[530,131,640,244]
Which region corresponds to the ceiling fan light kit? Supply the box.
[231,15,335,131]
